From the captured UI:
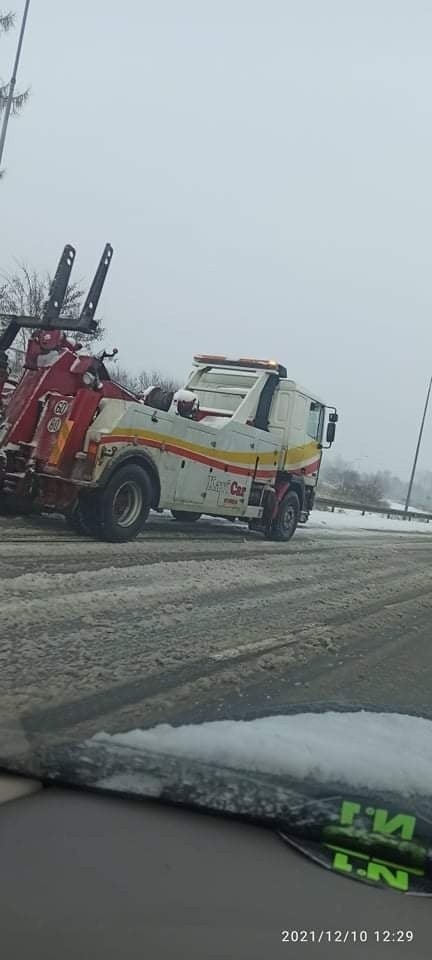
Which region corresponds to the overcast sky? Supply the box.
[1,0,432,478]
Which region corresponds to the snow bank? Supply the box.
[94,710,432,798]
[310,508,432,535]
[388,500,423,513]
[152,506,432,536]
[157,506,432,536]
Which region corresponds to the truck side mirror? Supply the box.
[326,421,336,444]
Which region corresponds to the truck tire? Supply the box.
[66,495,99,536]
[267,490,300,542]
[248,519,264,533]
[95,464,153,542]
[65,506,86,535]
[170,510,202,522]
[0,495,16,516]
[0,495,34,517]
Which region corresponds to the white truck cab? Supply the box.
[85,354,337,542]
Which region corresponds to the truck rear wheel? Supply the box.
[267,490,300,542]
[66,495,99,536]
[96,464,153,542]
[171,510,202,522]
[65,505,86,535]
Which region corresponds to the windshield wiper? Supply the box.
[3,736,432,896]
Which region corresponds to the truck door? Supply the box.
[197,421,278,515]
[305,399,324,480]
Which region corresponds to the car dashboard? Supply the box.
[0,773,430,959]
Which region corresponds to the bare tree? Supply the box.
[109,363,181,397]
[318,455,389,507]
[0,10,28,109]
[134,368,181,394]
[0,261,105,375]
[0,8,30,175]
[356,472,388,506]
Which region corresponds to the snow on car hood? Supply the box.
[93,710,432,798]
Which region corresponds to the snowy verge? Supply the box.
[93,710,432,798]
[309,508,432,535]
[155,507,432,536]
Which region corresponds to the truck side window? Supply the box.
[307,401,323,441]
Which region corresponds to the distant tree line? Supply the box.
[108,364,180,397]
[319,455,432,512]
[318,457,389,507]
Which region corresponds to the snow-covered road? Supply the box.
[1,510,432,756]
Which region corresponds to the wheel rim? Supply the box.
[281,503,295,534]
[112,481,143,527]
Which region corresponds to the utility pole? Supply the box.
[0,0,31,171]
[404,374,432,516]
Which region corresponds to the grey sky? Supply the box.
[1,0,432,477]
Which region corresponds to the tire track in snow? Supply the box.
[1,513,432,741]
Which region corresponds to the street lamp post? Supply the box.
[404,375,432,516]
[0,0,31,171]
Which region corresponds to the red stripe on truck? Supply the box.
[99,433,277,479]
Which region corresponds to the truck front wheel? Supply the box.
[96,464,153,542]
[267,490,300,542]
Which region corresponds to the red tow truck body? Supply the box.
[0,243,136,512]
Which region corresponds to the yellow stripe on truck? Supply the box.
[108,427,278,465]
[48,419,74,466]
[107,427,320,473]
[284,441,319,467]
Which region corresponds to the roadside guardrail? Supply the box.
[314,496,432,523]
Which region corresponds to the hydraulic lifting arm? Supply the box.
[0,243,114,352]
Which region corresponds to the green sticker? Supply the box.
[323,799,427,892]
[279,794,432,895]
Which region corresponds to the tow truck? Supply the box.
[0,243,338,542]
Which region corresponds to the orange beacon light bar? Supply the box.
[193,355,287,376]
